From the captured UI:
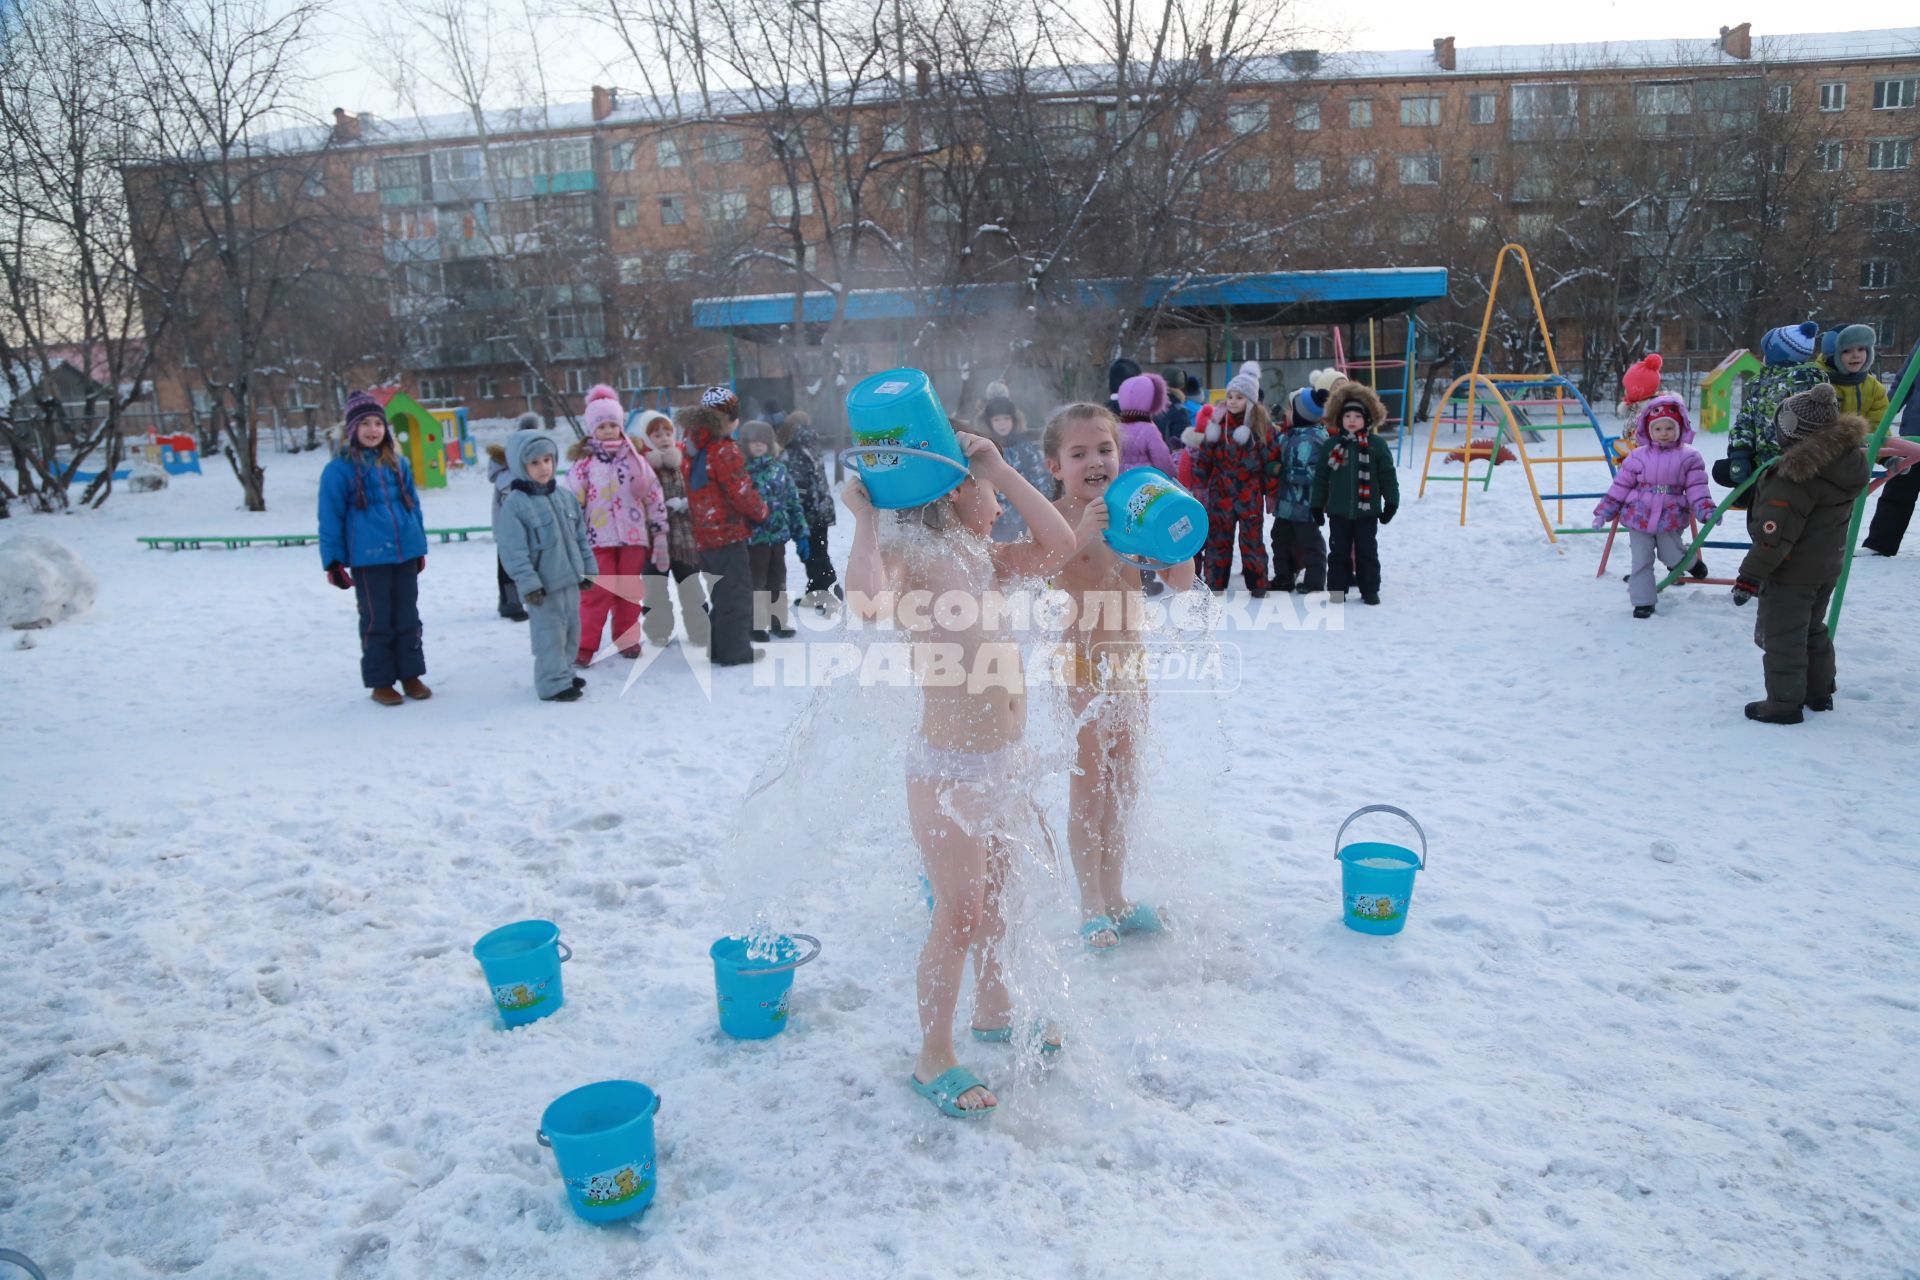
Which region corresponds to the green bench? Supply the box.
[139,527,492,551]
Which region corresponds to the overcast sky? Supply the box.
[302,0,1879,123]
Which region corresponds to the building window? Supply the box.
[621,363,647,389]
[1871,318,1897,348]
[303,170,325,198]
[1293,333,1328,360]
[1813,261,1835,291]
[1398,153,1441,185]
[1348,154,1375,186]
[1814,141,1846,171]
[1293,158,1322,190]
[1822,207,1841,232]
[476,376,499,400]
[1860,260,1895,289]
[549,138,592,173]
[1398,214,1436,244]
[1819,82,1847,112]
[1228,102,1269,135]
[353,163,377,194]
[617,254,646,284]
[659,195,684,225]
[1870,201,1909,231]
[1467,93,1496,125]
[1635,81,1694,118]
[1873,78,1917,110]
[1293,101,1320,131]
[1399,96,1440,127]
[705,134,745,164]
[1467,153,1495,184]
[614,199,638,228]
[1509,82,1577,140]
[610,140,638,171]
[420,376,455,401]
[1768,84,1792,113]
[562,368,590,395]
[1517,211,1552,240]
[1228,337,1273,363]
[665,250,694,277]
[1349,98,1372,129]
[1229,160,1270,192]
[1866,138,1913,170]
[769,185,815,218]
[882,121,907,151]
[834,124,861,156]
[702,191,748,222]
[657,137,681,168]
[1467,214,1491,236]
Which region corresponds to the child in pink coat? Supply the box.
[567,384,669,661]
[1114,373,1177,474]
[1592,393,1715,618]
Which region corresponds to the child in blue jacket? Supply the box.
[318,391,431,706]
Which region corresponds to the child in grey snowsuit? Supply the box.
[487,412,543,619]
[495,432,596,702]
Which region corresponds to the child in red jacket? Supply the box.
[679,388,770,667]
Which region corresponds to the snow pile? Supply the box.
[0,534,97,629]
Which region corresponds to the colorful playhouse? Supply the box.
[1697,349,1765,434]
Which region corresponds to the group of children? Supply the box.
[1594,320,1899,724]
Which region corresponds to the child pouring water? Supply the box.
[1042,402,1196,950]
[1591,395,1716,619]
[843,429,1077,1119]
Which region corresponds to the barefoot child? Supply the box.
[843,429,1077,1119]
[1043,402,1197,950]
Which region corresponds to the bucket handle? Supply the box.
[0,1251,49,1280]
[735,932,821,976]
[556,941,572,963]
[837,445,971,477]
[1103,534,1185,571]
[1333,805,1428,870]
[536,1092,661,1146]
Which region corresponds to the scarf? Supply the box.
[1118,410,1155,424]
[511,477,557,496]
[348,443,414,513]
[1328,429,1374,511]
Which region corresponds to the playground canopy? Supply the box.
[692,268,1448,344]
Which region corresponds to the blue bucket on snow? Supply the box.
[1103,466,1208,568]
[709,933,822,1039]
[840,368,971,510]
[1335,806,1429,936]
[537,1080,661,1222]
[473,919,572,1027]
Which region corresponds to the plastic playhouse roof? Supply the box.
[692,268,1449,342]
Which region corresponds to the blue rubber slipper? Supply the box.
[971,1023,1063,1055]
[910,1066,997,1119]
[1080,915,1119,951]
[1115,902,1168,935]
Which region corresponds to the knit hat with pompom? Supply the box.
[1775,382,1840,444]
[582,383,624,433]
[1621,353,1663,404]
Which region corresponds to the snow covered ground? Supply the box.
[3,425,1917,1279]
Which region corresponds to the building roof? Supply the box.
[259,27,1919,156]
[692,267,1450,342]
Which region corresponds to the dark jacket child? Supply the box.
[1863,346,1920,556]
[1719,322,1829,502]
[495,432,596,702]
[739,420,809,639]
[1272,372,1336,593]
[637,411,710,649]
[318,390,432,706]
[776,410,841,607]
[1189,361,1282,595]
[682,389,770,667]
[979,385,1053,543]
[1311,381,1399,605]
[1732,384,1871,724]
[485,411,543,619]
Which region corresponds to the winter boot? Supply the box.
[1361,592,1381,606]
[771,623,797,639]
[370,686,404,707]
[572,675,586,691]
[1744,700,1804,725]
[1633,605,1654,619]
[402,677,433,700]
[1804,695,1834,712]
[543,686,584,703]
[751,628,773,643]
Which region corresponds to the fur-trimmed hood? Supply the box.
[646,444,683,472]
[1774,413,1871,484]
[486,441,508,467]
[1325,381,1386,431]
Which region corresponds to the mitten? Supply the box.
[1727,449,1754,486]
[1591,505,1617,529]
[325,561,354,590]
[1204,420,1222,445]
[666,496,689,513]
[1231,425,1251,446]
[415,555,426,573]
[525,588,547,607]
[796,536,812,563]
[579,578,595,592]
[1695,504,1717,525]
[1731,576,1761,606]
[1380,502,1397,526]
[1311,508,1325,528]
[652,538,671,573]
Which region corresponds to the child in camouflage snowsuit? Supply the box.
[739,420,809,639]
[1719,322,1830,504]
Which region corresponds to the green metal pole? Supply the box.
[1826,349,1920,636]
[1655,461,1773,592]
[726,333,738,386]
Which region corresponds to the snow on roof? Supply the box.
[259,26,1919,155]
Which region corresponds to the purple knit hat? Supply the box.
[344,390,387,433]
[1115,372,1169,419]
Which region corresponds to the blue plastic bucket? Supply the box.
[537,1080,661,1222]
[472,919,572,1028]
[709,933,821,1039]
[1103,467,1208,568]
[1335,805,1429,936]
[840,369,970,509]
